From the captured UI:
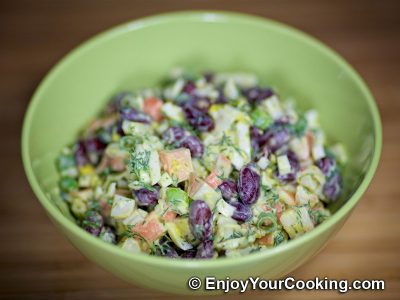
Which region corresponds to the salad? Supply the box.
[56,69,346,258]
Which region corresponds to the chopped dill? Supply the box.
[171,174,179,187]
[216,133,246,157]
[130,150,151,178]
[229,231,244,239]
[121,225,147,244]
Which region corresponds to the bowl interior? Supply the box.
[23,12,380,257]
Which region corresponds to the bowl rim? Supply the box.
[21,10,382,269]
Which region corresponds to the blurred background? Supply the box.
[0,0,399,299]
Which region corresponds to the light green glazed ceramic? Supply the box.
[22,11,381,295]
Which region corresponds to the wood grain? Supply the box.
[0,0,399,299]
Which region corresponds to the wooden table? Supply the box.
[1,1,399,299]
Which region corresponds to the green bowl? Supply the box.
[22,11,381,294]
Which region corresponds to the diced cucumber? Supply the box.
[251,108,273,130]
[111,195,136,220]
[277,155,291,175]
[166,187,189,215]
[122,120,152,136]
[161,102,185,122]
[280,207,314,239]
[190,181,221,210]
[78,175,92,188]
[159,172,173,187]
[295,185,318,207]
[120,238,142,253]
[192,158,209,179]
[130,144,161,185]
[261,95,283,120]
[216,199,235,217]
[165,219,193,250]
[297,166,326,196]
[312,144,325,161]
[224,79,239,100]
[70,197,87,219]
[164,78,184,100]
[235,121,251,161]
[257,156,269,170]
[148,150,161,185]
[122,208,148,226]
